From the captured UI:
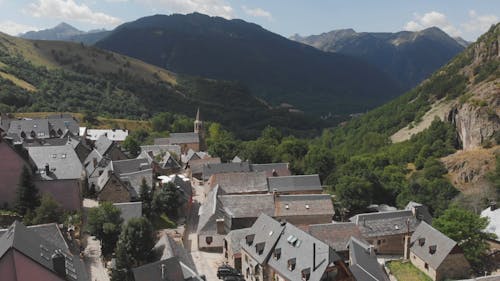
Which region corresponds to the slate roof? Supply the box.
[94,134,114,156]
[83,149,105,175]
[308,222,364,252]
[350,210,420,238]
[202,161,251,180]
[0,221,88,281]
[188,157,221,175]
[153,233,197,272]
[267,174,322,193]
[133,256,203,281]
[197,186,225,234]
[182,149,209,163]
[85,129,128,141]
[8,119,50,139]
[119,169,153,198]
[251,163,291,177]
[113,202,142,223]
[348,237,390,281]
[154,132,200,145]
[240,214,285,265]
[28,144,84,180]
[48,117,80,136]
[220,194,275,219]
[140,144,182,160]
[410,221,460,269]
[210,172,268,194]
[274,194,334,218]
[405,201,433,224]
[267,222,341,281]
[112,158,150,175]
[225,228,250,255]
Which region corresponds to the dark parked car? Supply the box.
[217,265,241,279]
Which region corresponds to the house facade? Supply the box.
[408,222,470,281]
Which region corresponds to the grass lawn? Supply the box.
[387,260,432,281]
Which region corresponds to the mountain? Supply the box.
[20,23,110,45]
[0,32,323,138]
[291,27,465,91]
[454,36,471,48]
[327,23,499,207]
[94,13,402,116]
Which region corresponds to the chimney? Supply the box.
[45,163,50,174]
[403,235,411,259]
[216,218,225,234]
[491,201,497,211]
[272,169,278,177]
[368,245,375,256]
[161,263,166,279]
[51,250,66,278]
[313,243,316,271]
[93,157,97,167]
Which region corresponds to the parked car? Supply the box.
[217,265,241,279]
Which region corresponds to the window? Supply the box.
[255,265,260,275]
[51,154,57,158]
[424,263,429,270]
[287,258,296,271]
[206,236,213,245]
[61,153,67,159]
[377,240,381,245]
[273,248,281,260]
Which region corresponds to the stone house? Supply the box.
[224,228,250,272]
[274,194,334,226]
[349,203,432,255]
[308,222,364,261]
[0,221,88,281]
[267,174,323,195]
[407,221,470,281]
[241,214,353,281]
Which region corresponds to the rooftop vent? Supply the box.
[429,245,437,254]
[255,242,265,255]
[305,204,310,209]
[273,248,281,260]
[418,237,425,246]
[287,258,296,271]
[301,268,311,281]
[246,234,255,246]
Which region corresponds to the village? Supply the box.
[0,110,499,281]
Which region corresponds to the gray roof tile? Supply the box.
[240,214,285,265]
[202,162,251,180]
[350,210,420,238]
[348,237,390,281]
[210,172,268,194]
[308,222,364,252]
[28,144,84,180]
[267,174,322,193]
[274,194,334,218]
[410,221,459,269]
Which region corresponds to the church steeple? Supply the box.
[194,108,205,150]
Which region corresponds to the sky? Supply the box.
[0,0,498,41]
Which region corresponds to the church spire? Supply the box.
[196,107,201,122]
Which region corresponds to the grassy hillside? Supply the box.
[0,32,325,139]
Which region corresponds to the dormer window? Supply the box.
[418,237,425,246]
[301,268,311,281]
[273,248,281,260]
[287,258,296,271]
[246,234,255,246]
[255,242,265,255]
[429,245,437,254]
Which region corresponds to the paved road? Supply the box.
[82,199,110,281]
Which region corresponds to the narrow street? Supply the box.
[82,199,110,281]
[185,181,224,281]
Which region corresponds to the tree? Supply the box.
[30,194,63,225]
[433,205,496,272]
[152,182,180,219]
[335,175,375,213]
[122,136,140,157]
[82,110,98,125]
[304,145,335,182]
[15,166,40,216]
[111,218,154,281]
[86,202,123,256]
[139,178,153,219]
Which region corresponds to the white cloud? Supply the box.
[0,20,39,36]
[140,0,234,19]
[25,0,122,27]
[242,5,273,21]
[462,10,498,33]
[404,11,461,37]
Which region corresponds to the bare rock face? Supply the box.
[448,80,500,150]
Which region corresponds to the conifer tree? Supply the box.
[15,166,40,216]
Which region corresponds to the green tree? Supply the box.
[86,202,123,256]
[139,178,153,219]
[433,205,496,272]
[304,145,335,182]
[152,182,180,219]
[82,110,98,125]
[30,194,63,225]
[122,136,140,157]
[111,217,155,281]
[335,175,375,212]
[15,166,40,216]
